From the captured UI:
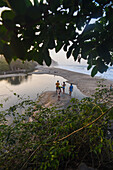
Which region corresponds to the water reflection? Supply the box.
[0,74,86,111]
[0,75,29,85]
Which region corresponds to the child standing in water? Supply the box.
[57,87,61,101]
[69,83,73,96]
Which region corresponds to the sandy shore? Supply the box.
[37,91,72,108]
[34,66,112,97]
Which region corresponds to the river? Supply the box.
[0,73,85,111]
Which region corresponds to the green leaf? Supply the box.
[3,44,13,64]
[1,10,15,30]
[81,41,97,60]
[91,66,98,77]
[26,6,41,20]
[31,50,43,65]
[91,6,103,19]
[96,44,111,64]
[83,24,95,33]
[96,58,108,73]
[63,42,70,52]
[33,0,39,6]
[87,64,92,70]
[48,0,61,12]
[0,25,7,39]
[0,1,8,7]
[0,104,3,108]
[10,35,26,60]
[8,0,32,15]
[48,38,55,50]
[43,49,51,66]
[66,45,73,59]
[1,10,15,21]
[55,40,63,53]
[72,46,80,61]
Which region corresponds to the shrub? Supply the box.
[0,84,113,170]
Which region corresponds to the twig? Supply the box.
[54,105,113,142]
[21,144,41,170]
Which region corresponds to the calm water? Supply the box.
[0,73,85,111]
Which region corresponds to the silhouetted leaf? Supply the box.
[87,64,92,70]
[48,38,55,50]
[48,0,61,12]
[67,45,73,59]
[10,35,26,60]
[91,66,98,77]
[96,44,111,64]
[26,6,41,20]
[0,0,8,7]
[72,46,80,61]
[3,44,13,64]
[34,0,39,6]
[1,10,15,21]
[96,58,108,73]
[55,40,63,53]
[8,0,32,15]
[63,42,70,52]
[31,50,43,65]
[43,49,51,66]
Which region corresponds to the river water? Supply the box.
[0,73,85,111]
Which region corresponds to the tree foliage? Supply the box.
[0,0,113,76]
[0,84,113,169]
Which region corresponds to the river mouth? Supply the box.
[0,73,86,111]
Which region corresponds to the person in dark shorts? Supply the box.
[55,80,60,93]
[62,82,66,94]
[69,83,73,96]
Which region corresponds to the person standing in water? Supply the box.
[55,80,60,93]
[57,87,61,101]
[62,82,66,94]
[69,83,73,96]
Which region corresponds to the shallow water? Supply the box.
[0,73,86,111]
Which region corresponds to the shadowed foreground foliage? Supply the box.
[1,0,113,76]
[0,83,113,170]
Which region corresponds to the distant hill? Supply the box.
[51,59,58,66]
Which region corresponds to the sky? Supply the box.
[50,49,87,65]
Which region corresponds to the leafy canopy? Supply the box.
[0,0,113,76]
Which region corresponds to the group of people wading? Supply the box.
[55,80,73,101]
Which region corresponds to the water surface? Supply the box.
[0,73,85,111]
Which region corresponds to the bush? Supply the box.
[0,84,113,170]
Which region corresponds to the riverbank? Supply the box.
[37,91,72,109]
[34,66,113,97]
